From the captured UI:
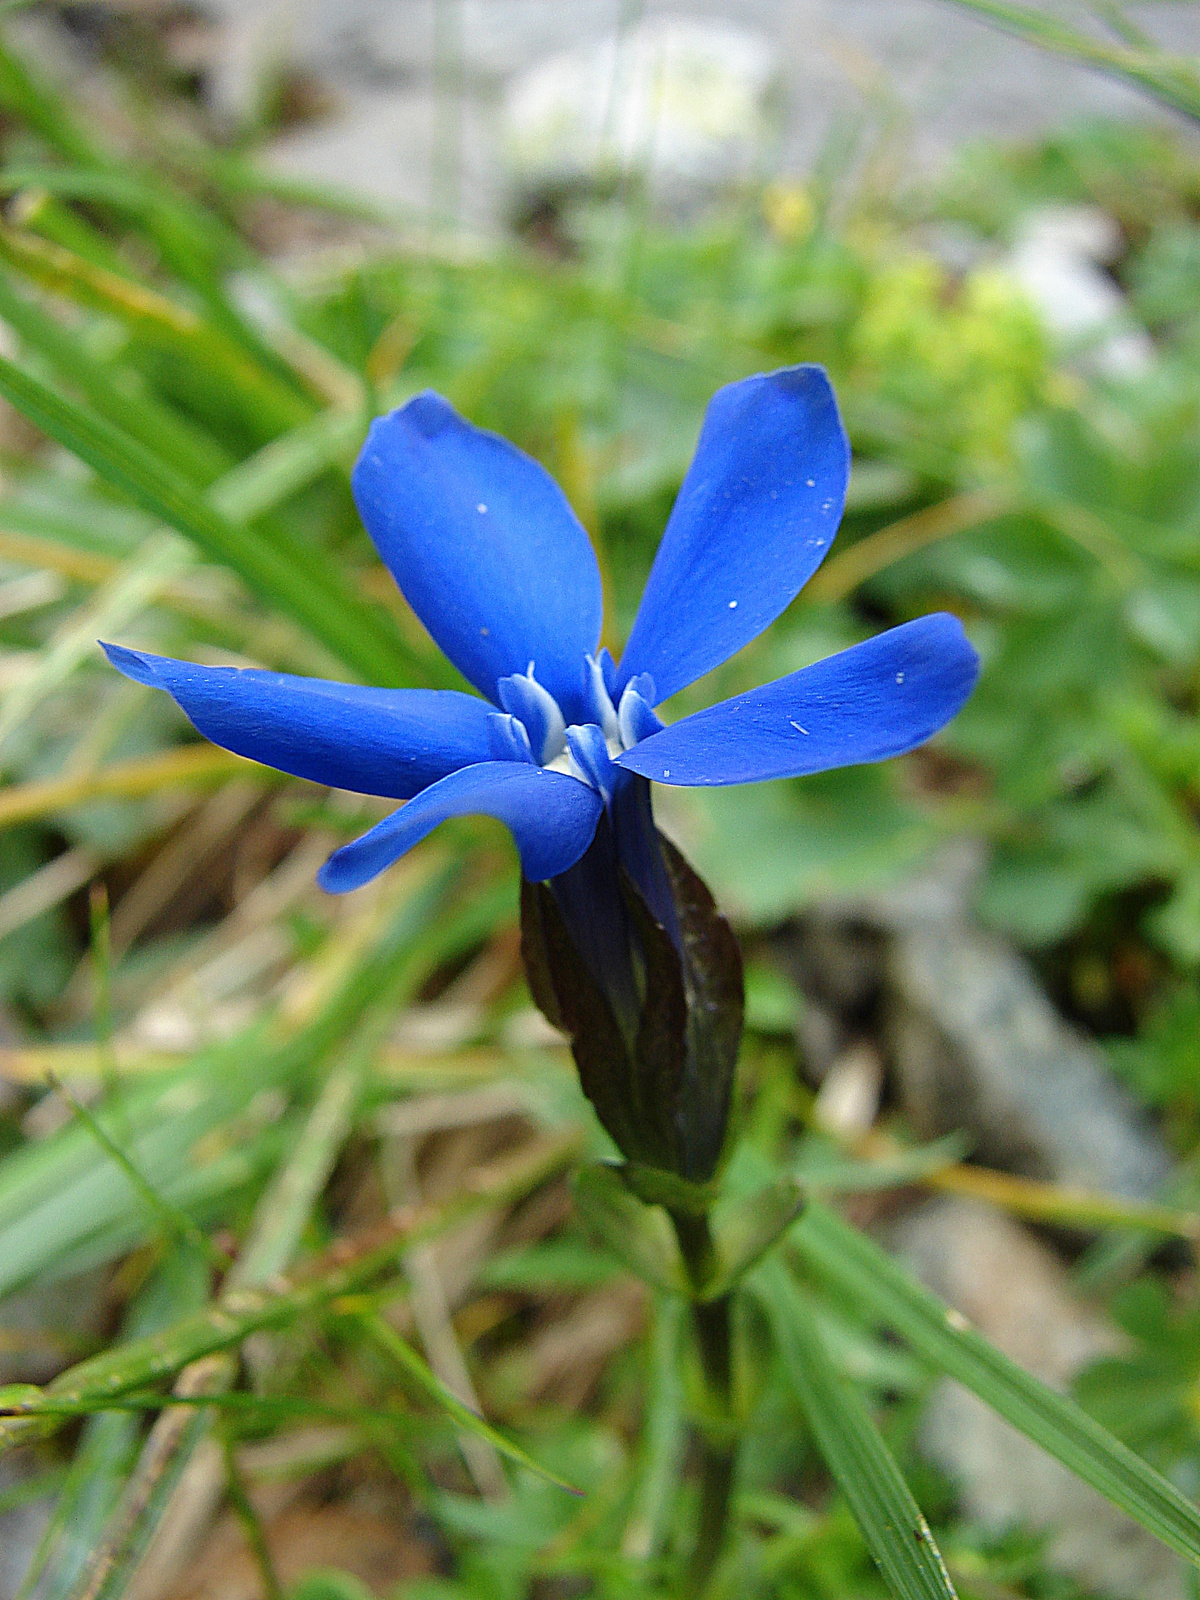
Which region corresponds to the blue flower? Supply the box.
[102,367,979,899]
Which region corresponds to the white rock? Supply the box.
[1006,203,1155,380]
[501,17,779,206]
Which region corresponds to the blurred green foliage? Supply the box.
[0,16,1197,1600]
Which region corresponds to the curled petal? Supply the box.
[488,712,535,764]
[615,614,980,786]
[352,393,603,715]
[497,666,567,764]
[102,643,494,799]
[565,723,615,803]
[617,676,663,748]
[318,762,604,892]
[618,366,849,704]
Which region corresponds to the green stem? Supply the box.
[671,1212,737,1599]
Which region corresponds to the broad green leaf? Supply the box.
[792,1200,1200,1567]
[755,1258,958,1600]
[705,1177,805,1298]
[571,1164,689,1295]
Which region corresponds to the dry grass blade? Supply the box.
[0,1131,580,1450]
[0,748,258,828]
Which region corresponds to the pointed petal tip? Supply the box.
[100,641,159,687]
[618,363,852,705]
[350,393,603,713]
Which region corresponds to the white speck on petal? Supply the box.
[789,720,809,735]
[895,672,904,684]
[480,627,490,636]
[728,600,738,609]
[477,503,488,513]
[806,478,815,487]
[663,769,670,777]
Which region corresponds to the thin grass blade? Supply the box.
[755,1257,957,1600]
[0,351,425,685]
[940,0,1200,122]
[355,1310,579,1493]
[792,1200,1200,1567]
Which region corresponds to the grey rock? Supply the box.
[229,0,1200,233]
[0,1461,52,1600]
[895,1198,1185,1600]
[795,839,1171,1201]
[886,918,1171,1199]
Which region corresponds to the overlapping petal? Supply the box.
[352,393,603,716]
[617,366,850,705]
[102,644,494,799]
[317,762,604,892]
[616,614,979,786]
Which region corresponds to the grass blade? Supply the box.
[792,1200,1200,1567]
[19,1248,212,1600]
[0,1130,578,1454]
[356,1310,580,1493]
[0,747,255,829]
[0,273,230,484]
[621,1293,686,1560]
[65,1058,374,1600]
[755,1257,957,1600]
[0,533,194,754]
[0,224,309,437]
[940,0,1200,122]
[0,351,425,685]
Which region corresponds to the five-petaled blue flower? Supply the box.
[102,367,979,900]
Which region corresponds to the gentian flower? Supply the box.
[103,366,978,1181]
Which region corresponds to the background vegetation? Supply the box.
[0,4,1199,1597]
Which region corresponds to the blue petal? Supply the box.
[618,366,850,704]
[488,712,535,764]
[615,615,980,786]
[102,643,494,799]
[565,722,615,803]
[497,666,567,764]
[617,676,663,748]
[317,762,604,892]
[352,393,603,715]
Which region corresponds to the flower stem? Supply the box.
[671,1211,737,1598]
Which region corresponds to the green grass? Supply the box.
[0,15,1198,1600]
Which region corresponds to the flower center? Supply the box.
[490,654,663,798]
